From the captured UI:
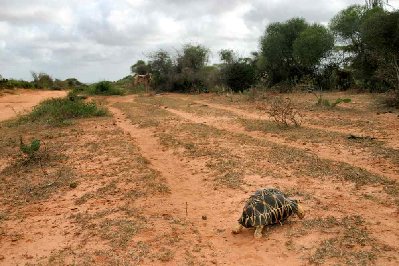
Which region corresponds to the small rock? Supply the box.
[202,215,207,220]
[69,182,78,189]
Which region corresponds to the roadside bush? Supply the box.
[258,97,302,126]
[0,79,33,89]
[17,97,107,126]
[170,70,208,93]
[313,92,352,107]
[89,81,124,95]
[221,61,256,92]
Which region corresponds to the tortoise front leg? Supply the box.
[254,225,264,239]
[232,224,243,234]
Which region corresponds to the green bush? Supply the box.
[19,137,41,159]
[88,81,124,95]
[221,61,256,92]
[0,79,33,89]
[316,97,352,107]
[17,97,107,126]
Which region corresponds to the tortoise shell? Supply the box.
[238,188,302,228]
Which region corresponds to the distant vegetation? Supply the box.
[87,81,124,95]
[0,72,87,91]
[127,1,398,105]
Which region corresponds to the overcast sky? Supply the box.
[0,0,398,82]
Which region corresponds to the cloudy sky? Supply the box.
[0,0,398,82]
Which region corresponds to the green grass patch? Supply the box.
[16,97,107,126]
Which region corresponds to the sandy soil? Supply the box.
[0,91,398,265]
[0,89,66,122]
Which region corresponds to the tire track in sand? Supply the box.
[107,102,306,265]
[160,104,399,182]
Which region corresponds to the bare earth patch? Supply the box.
[0,91,398,265]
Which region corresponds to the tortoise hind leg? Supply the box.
[254,225,264,239]
[232,224,243,234]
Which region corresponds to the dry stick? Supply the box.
[186,202,188,217]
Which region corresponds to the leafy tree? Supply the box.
[148,50,174,91]
[219,49,256,92]
[31,72,54,89]
[259,18,308,85]
[171,44,210,92]
[330,5,366,46]
[130,60,150,75]
[329,5,388,90]
[177,44,209,72]
[293,24,334,69]
[361,10,399,89]
[259,18,333,87]
[219,49,235,64]
[365,0,387,8]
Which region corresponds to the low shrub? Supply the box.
[316,97,352,107]
[88,81,124,95]
[0,79,33,89]
[19,137,41,159]
[17,97,107,126]
[258,97,302,127]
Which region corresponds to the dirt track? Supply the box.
[0,91,398,265]
[0,89,66,122]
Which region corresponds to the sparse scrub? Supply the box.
[314,92,352,107]
[157,248,175,262]
[100,218,142,248]
[19,137,40,159]
[243,86,268,101]
[259,97,302,126]
[308,216,377,265]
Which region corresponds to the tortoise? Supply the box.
[232,188,305,238]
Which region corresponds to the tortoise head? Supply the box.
[292,199,305,219]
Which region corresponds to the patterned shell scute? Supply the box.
[239,188,297,228]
